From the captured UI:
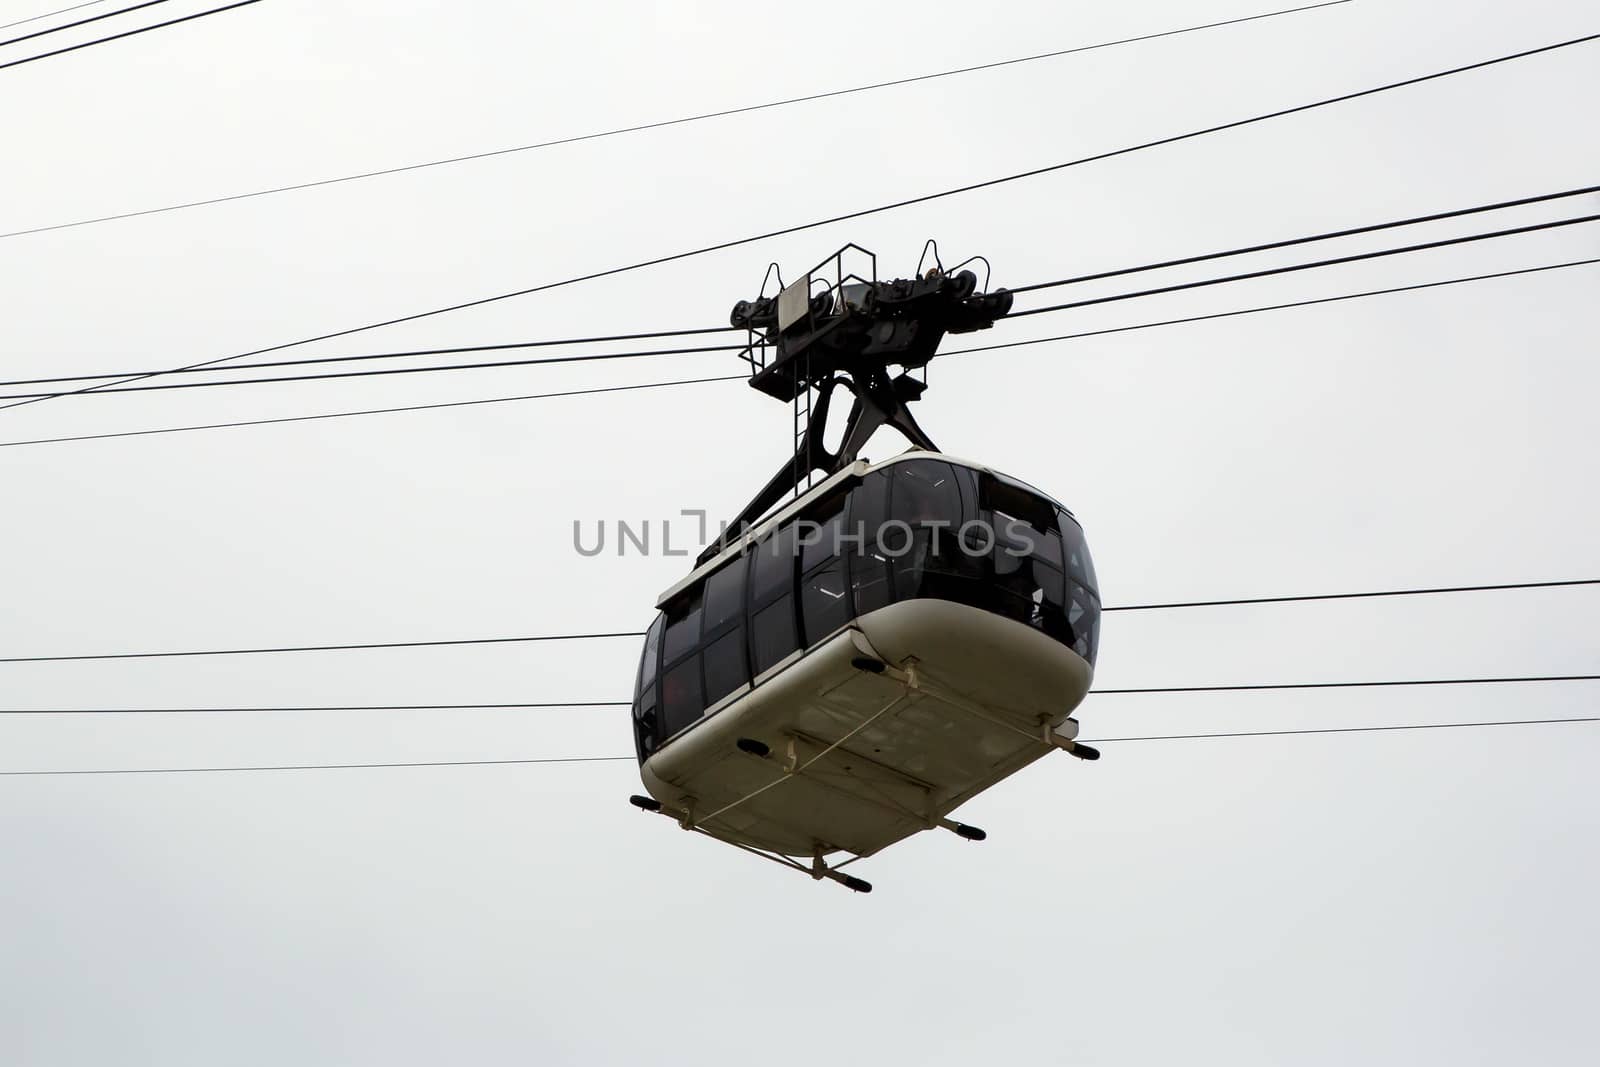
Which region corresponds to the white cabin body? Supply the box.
[631,452,1100,861]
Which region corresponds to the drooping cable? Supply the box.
[0,373,749,450]
[1005,183,1600,296]
[943,257,1600,361]
[0,0,173,49]
[3,673,1597,713]
[3,715,1594,775]
[0,0,261,73]
[2,255,1593,450]
[7,185,1587,392]
[0,2,1352,241]
[0,340,750,399]
[7,211,1595,402]
[1091,674,1600,695]
[1004,212,1600,320]
[0,323,741,388]
[0,2,111,33]
[2,579,1592,663]
[0,755,638,776]
[4,31,1592,414]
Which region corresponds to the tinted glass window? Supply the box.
[1067,580,1101,664]
[703,557,746,635]
[751,525,797,603]
[1060,510,1097,593]
[891,460,977,602]
[751,597,798,675]
[800,492,848,573]
[661,656,703,738]
[893,461,960,531]
[870,463,1098,667]
[633,684,658,760]
[661,591,702,664]
[801,560,852,644]
[993,518,1063,569]
[703,629,748,705]
[852,546,893,615]
[982,473,1055,532]
[637,616,663,698]
[847,472,894,615]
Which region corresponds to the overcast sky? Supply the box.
[1,0,1597,1063]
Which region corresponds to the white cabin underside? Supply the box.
[641,598,1093,858]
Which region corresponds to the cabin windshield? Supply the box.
[632,458,1100,759]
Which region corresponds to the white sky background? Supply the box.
[1,0,1597,1062]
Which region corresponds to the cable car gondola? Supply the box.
[628,246,1101,892]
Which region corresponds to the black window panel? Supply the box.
[892,461,978,603]
[633,684,658,761]
[852,548,894,615]
[801,560,852,645]
[1067,580,1101,665]
[751,524,798,604]
[892,460,961,530]
[986,586,1039,627]
[847,472,894,615]
[661,656,704,739]
[800,491,848,573]
[981,473,1056,533]
[636,615,663,700]
[703,556,747,636]
[947,463,980,527]
[992,513,1065,594]
[990,528,1064,626]
[1059,510,1098,594]
[849,470,890,536]
[703,628,748,706]
[1036,560,1066,609]
[661,590,702,664]
[751,596,798,675]
[1035,560,1070,642]
[993,510,1040,558]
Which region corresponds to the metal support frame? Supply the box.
[701,243,1012,566]
[698,368,938,563]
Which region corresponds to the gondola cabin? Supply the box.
[630,451,1100,888]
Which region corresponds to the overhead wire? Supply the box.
[0,0,173,48]
[0,373,750,449]
[4,31,1593,413]
[0,340,751,399]
[3,716,1595,776]
[7,209,1596,401]
[0,1,1352,241]
[1004,183,1600,295]
[0,755,638,776]
[1003,212,1600,319]
[0,323,742,388]
[0,0,261,73]
[4,674,1598,713]
[1091,674,1600,695]
[3,255,1594,449]
[0,702,633,714]
[1087,716,1600,745]
[0,1,110,33]
[7,184,1589,392]
[944,257,1600,361]
[3,578,1593,663]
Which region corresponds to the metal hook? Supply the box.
[946,254,993,294]
[758,261,785,299]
